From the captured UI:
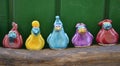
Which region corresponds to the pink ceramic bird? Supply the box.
[96,19,119,46]
[3,22,23,49]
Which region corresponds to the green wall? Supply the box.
[14,0,55,48]
[60,0,104,47]
[109,0,120,35]
[0,0,120,48]
[0,0,8,46]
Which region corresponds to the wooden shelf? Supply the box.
[0,45,120,66]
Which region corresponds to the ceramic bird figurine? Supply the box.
[47,16,69,50]
[96,19,119,46]
[72,23,93,47]
[25,20,45,50]
[3,22,23,49]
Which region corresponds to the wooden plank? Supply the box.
[0,45,120,66]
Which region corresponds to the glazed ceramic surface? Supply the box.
[3,22,23,49]
[25,20,45,50]
[96,19,119,45]
[47,16,69,50]
[72,23,93,47]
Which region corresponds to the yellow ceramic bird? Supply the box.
[25,20,45,50]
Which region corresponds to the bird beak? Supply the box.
[55,27,61,31]
[78,28,87,34]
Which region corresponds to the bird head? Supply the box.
[103,22,112,30]
[54,16,63,31]
[32,20,40,36]
[99,19,112,30]
[76,23,87,34]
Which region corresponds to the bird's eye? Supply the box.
[58,26,60,27]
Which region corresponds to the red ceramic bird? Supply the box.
[96,19,119,46]
[3,22,23,49]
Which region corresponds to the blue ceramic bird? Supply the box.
[47,16,69,50]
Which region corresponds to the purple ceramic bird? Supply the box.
[72,23,93,47]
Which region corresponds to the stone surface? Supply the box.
[0,45,120,66]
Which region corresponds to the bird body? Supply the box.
[3,22,23,49]
[72,23,93,47]
[26,33,44,50]
[25,20,45,50]
[47,16,69,50]
[96,19,119,45]
[47,28,69,49]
